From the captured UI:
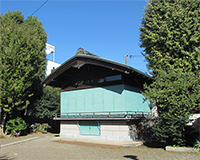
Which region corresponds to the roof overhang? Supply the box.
[42,54,153,88]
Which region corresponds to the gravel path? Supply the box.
[1,134,199,160]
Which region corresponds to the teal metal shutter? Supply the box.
[79,121,100,136]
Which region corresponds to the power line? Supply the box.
[31,0,49,16]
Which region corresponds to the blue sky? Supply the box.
[1,0,149,74]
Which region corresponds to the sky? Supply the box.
[1,0,149,74]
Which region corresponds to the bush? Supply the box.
[194,140,200,149]
[5,117,27,137]
[30,123,50,133]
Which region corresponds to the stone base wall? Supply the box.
[60,121,79,138]
[60,120,139,141]
[100,121,132,141]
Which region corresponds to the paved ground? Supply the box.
[0,134,200,160]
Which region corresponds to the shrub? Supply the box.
[194,140,200,149]
[5,117,27,137]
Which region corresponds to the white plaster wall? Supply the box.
[46,60,61,77]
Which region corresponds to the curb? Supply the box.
[0,136,40,148]
[165,146,199,153]
[52,139,121,149]
[51,137,143,148]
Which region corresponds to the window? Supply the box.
[106,75,122,82]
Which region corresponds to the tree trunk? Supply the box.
[0,112,7,136]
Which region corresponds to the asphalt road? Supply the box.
[1,134,199,160]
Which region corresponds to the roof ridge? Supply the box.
[76,48,98,57]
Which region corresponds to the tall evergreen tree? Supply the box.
[140,0,200,146]
[0,11,47,132]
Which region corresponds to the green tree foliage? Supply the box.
[143,66,199,145]
[33,86,60,119]
[0,11,47,119]
[140,0,200,146]
[140,0,200,75]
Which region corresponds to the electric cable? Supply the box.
[31,0,49,16]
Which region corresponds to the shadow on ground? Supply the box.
[0,155,14,160]
[143,141,165,149]
[124,155,139,160]
[54,134,59,137]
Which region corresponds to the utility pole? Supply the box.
[124,54,142,65]
[124,55,132,65]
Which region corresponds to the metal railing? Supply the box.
[54,111,151,119]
